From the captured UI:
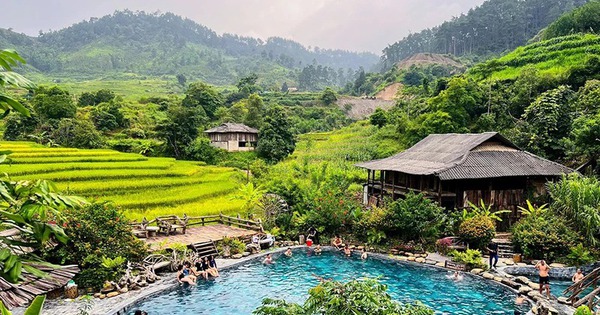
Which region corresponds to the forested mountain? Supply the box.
[380,0,589,70]
[0,10,378,86]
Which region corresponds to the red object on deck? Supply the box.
[306,239,313,247]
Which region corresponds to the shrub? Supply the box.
[566,244,595,267]
[449,249,486,270]
[382,193,443,242]
[436,237,453,255]
[52,118,104,149]
[458,215,495,250]
[512,215,579,260]
[219,237,246,256]
[43,203,147,290]
[574,305,593,315]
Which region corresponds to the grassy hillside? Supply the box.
[0,141,244,221]
[468,33,600,81]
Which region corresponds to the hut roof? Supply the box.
[355,132,573,180]
[205,123,258,134]
[0,264,79,309]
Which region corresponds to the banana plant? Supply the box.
[0,49,35,117]
[0,295,45,315]
[464,199,511,222]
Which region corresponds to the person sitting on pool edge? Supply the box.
[176,263,196,285]
[193,258,208,280]
[209,255,220,277]
[332,235,343,249]
[263,254,274,264]
[285,248,293,257]
[344,245,352,257]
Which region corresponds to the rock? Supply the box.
[139,281,148,287]
[93,293,102,298]
[421,253,429,258]
[501,279,520,289]
[515,276,530,284]
[470,268,484,275]
[242,252,251,257]
[426,260,437,265]
[407,256,416,261]
[99,294,106,299]
[435,262,445,267]
[294,241,299,245]
[528,282,540,290]
[482,272,494,279]
[549,263,565,268]
[130,284,141,291]
[557,296,570,305]
[397,256,408,261]
[527,290,541,298]
[518,286,532,294]
[349,245,356,250]
[118,287,129,294]
[390,249,399,255]
[407,252,414,257]
[415,257,425,263]
[504,259,515,266]
[493,276,504,282]
[232,254,243,259]
[516,263,528,267]
[101,281,115,294]
[357,246,364,250]
[106,291,119,298]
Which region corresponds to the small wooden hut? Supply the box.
[356,132,574,227]
[205,123,258,152]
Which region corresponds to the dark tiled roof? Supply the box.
[205,123,258,134]
[355,132,573,180]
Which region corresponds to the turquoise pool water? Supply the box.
[129,249,522,314]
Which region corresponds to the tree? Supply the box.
[244,93,264,128]
[52,118,104,149]
[182,82,223,119]
[176,73,187,87]
[237,73,260,97]
[78,92,96,106]
[370,108,388,128]
[156,105,206,159]
[94,89,115,104]
[281,82,289,92]
[91,102,127,131]
[319,87,337,106]
[256,106,295,163]
[254,278,433,315]
[0,49,35,117]
[32,86,77,120]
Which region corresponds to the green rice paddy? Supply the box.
[0,141,244,221]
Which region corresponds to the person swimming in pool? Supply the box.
[361,248,368,260]
[263,254,274,264]
[314,244,322,255]
[344,245,351,257]
[285,248,293,257]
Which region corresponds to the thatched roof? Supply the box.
[0,264,79,309]
[205,123,258,134]
[355,132,573,180]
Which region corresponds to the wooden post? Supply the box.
[437,178,443,205]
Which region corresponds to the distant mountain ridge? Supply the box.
[0,10,378,85]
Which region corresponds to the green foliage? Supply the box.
[91,102,127,131]
[547,174,600,246]
[370,108,388,128]
[566,244,595,267]
[512,213,579,260]
[52,118,104,149]
[43,203,147,289]
[253,278,433,315]
[182,81,224,119]
[32,86,77,120]
[0,49,34,117]
[257,106,296,163]
[517,200,548,220]
[156,104,206,159]
[543,1,600,40]
[220,237,246,255]
[319,87,337,106]
[184,137,225,164]
[465,200,511,222]
[0,295,46,315]
[244,93,264,128]
[458,216,495,250]
[449,249,486,270]
[573,305,593,315]
[382,193,443,242]
[233,183,266,218]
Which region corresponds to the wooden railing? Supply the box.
[131,213,264,236]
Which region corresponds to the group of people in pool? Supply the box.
[176,255,219,285]
[332,235,368,259]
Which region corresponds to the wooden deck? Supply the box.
[144,224,257,250]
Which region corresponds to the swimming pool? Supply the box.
[128,249,520,314]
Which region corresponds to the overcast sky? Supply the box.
[1,0,486,53]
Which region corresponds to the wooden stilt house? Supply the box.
[356,132,574,227]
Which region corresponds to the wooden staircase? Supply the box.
[188,240,219,258]
[493,233,515,258]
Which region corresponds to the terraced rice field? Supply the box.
[0,141,244,221]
